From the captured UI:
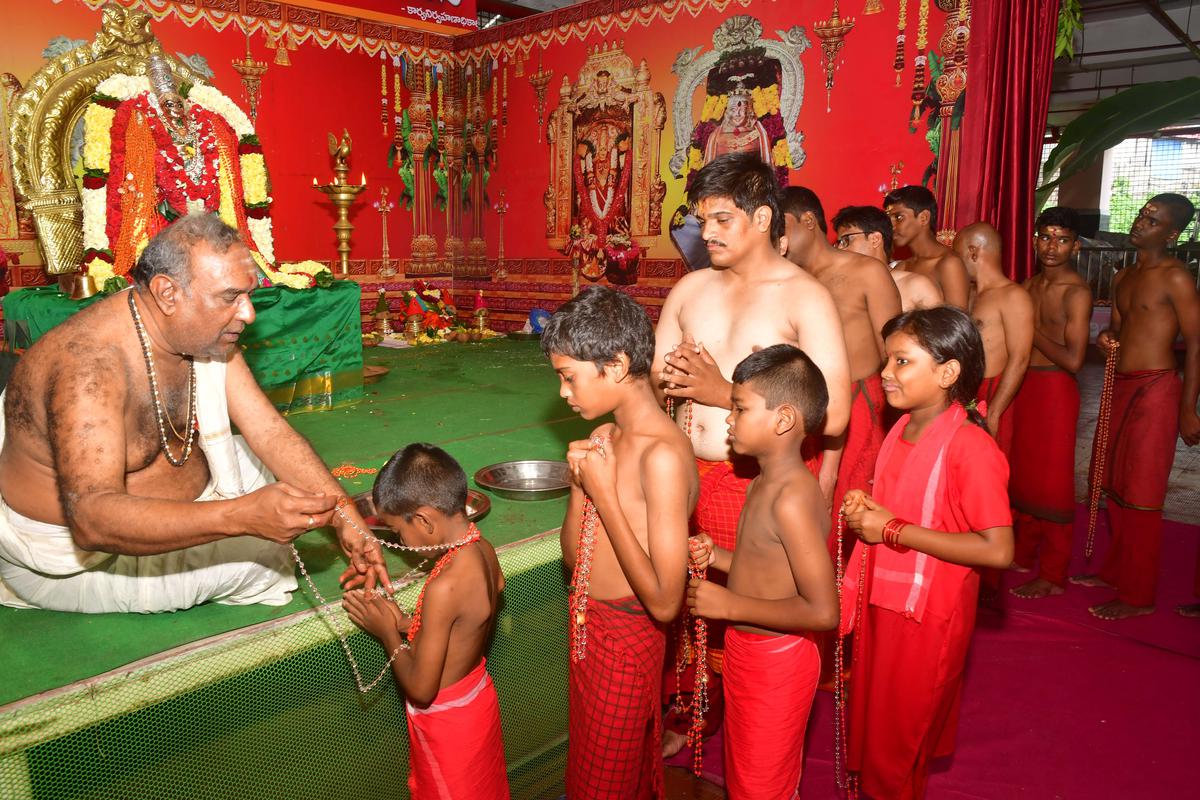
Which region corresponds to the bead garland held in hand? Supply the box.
[128,290,197,467]
[290,497,481,693]
[833,509,868,798]
[568,434,608,663]
[1086,340,1120,559]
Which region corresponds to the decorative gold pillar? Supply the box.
[934,0,970,244]
[405,64,438,274]
[441,65,466,274]
[465,65,491,275]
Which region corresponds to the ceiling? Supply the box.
[1048,0,1200,130]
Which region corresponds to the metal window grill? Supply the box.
[0,532,569,800]
[1103,135,1200,240]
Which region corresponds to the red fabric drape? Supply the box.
[956,0,1061,281]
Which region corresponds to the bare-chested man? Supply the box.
[953,222,1033,452]
[781,187,900,537]
[1009,208,1093,600]
[652,153,849,755]
[832,205,943,311]
[1072,193,1200,620]
[885,185,970,309]
[0,214,385,613]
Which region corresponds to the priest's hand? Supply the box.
[334,502,391,592]
[686,575,733,621]
[242,482,336,543]
[662,342,732,409]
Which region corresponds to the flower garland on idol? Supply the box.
[80,74,280,291]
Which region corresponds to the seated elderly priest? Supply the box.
[0,214,384,613]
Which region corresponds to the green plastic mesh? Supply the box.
[0,532,568,800]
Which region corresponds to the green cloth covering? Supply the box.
[1,282,364,414]
[0,339,595,706]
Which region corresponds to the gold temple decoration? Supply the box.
[230,33,268,124]
[404,63,438,275]
[314,130,366,275]
[934,0,970,243]
[441,64,466,275]
[864,0,885,13]
[271,31,295,67]
[465,60,494,276]
[813,2,856,113]
[544,41,666,253]
[9,5,204,275]
[493,190,509,269]
[894,0,907,87]
[911,0,931,124]
[889,161,905,190]
[528,54,553,144]
[374,185,396,278]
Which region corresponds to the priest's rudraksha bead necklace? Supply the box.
[128,290,196,467]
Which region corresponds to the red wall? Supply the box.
[2,0,953,266]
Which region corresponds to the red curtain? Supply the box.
[955,0,1061,281]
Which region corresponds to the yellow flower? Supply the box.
[751,85,781,119]
[217,169,237,229]
[82,104,115,172]
[772,139,791,168]
[687,147,704,172]
[87,259,115,285]
[709,94,728,123]
[240,153,268,205]
[281,260,329,276]
[266,269,310,290]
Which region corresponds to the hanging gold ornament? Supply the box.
[894,0,907,86]
[864,0,884,13]
[910,0,930,123]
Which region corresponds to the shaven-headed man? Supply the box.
[953,222,1034,453]
[885,185,970,309]
[832,205,943,312]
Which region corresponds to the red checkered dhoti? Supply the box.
[568,596,667,800]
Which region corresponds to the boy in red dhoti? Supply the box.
[844,307,1014,799]
[1072,194,1200,620]
[688,344,839,799]
[1009,208,1093,599]
[343,444,509,800]
[653,154,851,758]
[543,287,698,800]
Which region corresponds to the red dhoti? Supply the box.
[1009,366,1080,585]
[830,375,887,552]
[406,658,510,800]
[568,596,666,800]
[976,375,1014,456]
[723,628,819,800]
[1096,369,1182,607]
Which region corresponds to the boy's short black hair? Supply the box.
[541,286,654,376]
[883,185,938,230]
[688,152,786,245]
[1034,206,1081,238]
[832,205,894,257]
[373,443,468,519]
[779,186,828,235]
[731,344,828,433]
[1149,192,1196,234]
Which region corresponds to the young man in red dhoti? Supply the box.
[343,444,509,800]
[653,153,850,757]
[1009,208,1093,599]
[1072,194,1200,620]
[780,187,900,549]
[688,344,839,800]
[543,286,698,800]
[954,222,1033,457]
[844,307,1014,799]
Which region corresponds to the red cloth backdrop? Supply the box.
[956,0,1060,282]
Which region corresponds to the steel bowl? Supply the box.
[350,489,491,543]
[474,459,571,501]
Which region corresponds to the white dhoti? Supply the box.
[0,355,297,613]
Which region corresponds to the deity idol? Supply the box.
[702,77,772,165]
[81,54,273,282]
